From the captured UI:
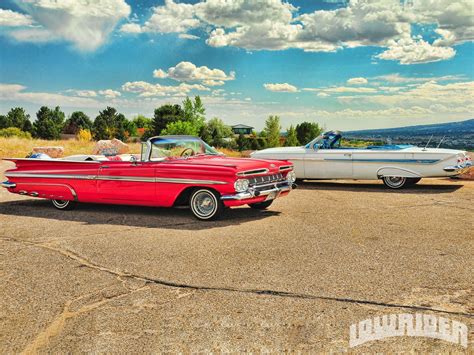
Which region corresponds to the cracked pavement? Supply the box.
[0,161,473,352]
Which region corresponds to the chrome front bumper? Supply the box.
[444,161,472,174]
[1,181,16,189]
[221,182,294,201]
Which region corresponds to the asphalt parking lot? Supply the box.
[0,161,473,352]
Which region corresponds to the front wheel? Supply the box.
[248,200,273,210]
[51,199,76,210]
[382,176,408,189]
[189,189,224,220]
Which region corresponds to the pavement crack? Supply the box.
[21,285,148,355]
[3,237,473,321]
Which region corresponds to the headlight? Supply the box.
[286,171,296,183]
[234,179,250,192]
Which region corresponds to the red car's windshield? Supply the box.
[148,136,220,160]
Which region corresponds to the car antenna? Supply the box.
[422,135,433,151]
[436,136,445,148]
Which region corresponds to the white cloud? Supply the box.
[373,73,466,84]
[179,33,199,40]
[0,9,33,26]
[119,23,142,34]
[317,92,329,97]
[347,77,368,85]
[12,0,131,52]
[0,83,99,107]
[152,69,168,79]
[8,28,57,43]
[123,0,199,34]
[376,37,456,64]
[117,0,472,63]
[153,61,235,83]
[202,80,225,86]
[73,90,97,98]
[303,86,377,94]
[264,83,298,93]
[121,81,209,97]
[99,89,121,99]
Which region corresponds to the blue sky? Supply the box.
[0,0,473,130]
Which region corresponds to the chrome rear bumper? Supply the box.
[221,182,294,201]
[444,161,472,174]
[1,181,16,189]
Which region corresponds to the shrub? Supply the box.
[0,127,32,139]
[161,120,200,136]
[77,129,92,141]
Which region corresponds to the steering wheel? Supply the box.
[180,147,195,157]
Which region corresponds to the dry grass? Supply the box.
[0,137,142,159]
[0,137,246,159]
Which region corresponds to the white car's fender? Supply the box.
[377,166,422,178]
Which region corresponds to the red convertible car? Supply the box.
[2,136,296,220]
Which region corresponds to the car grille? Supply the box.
[248,173,285,188]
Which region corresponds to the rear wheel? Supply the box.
[189,189,224,220]
[382,176,408,189]
[51,199,76,210]
[248,200,273,210]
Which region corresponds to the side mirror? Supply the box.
[130,155,138,165]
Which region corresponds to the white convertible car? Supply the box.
[251,131,472,189]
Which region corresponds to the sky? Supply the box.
[0,0,473,131]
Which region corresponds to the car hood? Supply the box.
[175,155,289,173]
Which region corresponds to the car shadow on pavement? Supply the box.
[0,199,281,230]
[296,180,464,194]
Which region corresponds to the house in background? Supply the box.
[231,124,254,136]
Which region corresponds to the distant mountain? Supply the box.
[344,119,474,150]
[345,119,474,137]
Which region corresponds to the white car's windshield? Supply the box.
[149,136,220,160]
[306,131,342,150]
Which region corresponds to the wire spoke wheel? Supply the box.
[382,176,408,189]
[189,189,223,220]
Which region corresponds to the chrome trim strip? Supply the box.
[221,183,291,201]
[279,165,293,171]
[326,158,440,164]
[6,172,95,180]
[11,182,78,201]
[4,158,101,164]
[1,181,16,189]
[155,177,227,185]
[5,172,227,185]
[237,168,269,177]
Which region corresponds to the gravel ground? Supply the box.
[0,161,473,352]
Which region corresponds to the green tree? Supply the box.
[6,107,32,132]
[201,117,233,147]
[183,96,206,134]
[132,115,152,129]
[0,115,10,129]
[93,107,132,141]
[63,111,92,134]
[263,115,281,148]
[295,122,322,145]
[153,104,184,135]
[161,120,200,136]
[33,106,65,139]
[285,125,299,146]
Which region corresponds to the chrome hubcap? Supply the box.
[192,191,216,218]
[385,176,406,188]
[52,200,69,209]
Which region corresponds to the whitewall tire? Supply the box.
[189,189,224,220]
[382,176,408,189]
[51,199,76,210]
